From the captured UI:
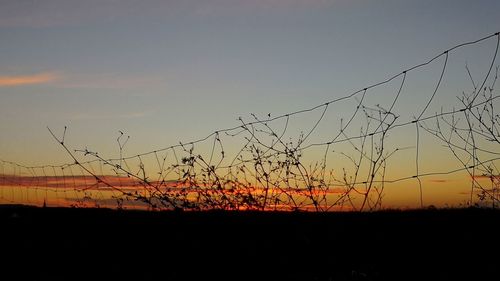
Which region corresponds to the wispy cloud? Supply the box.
[0,174,180,191]
[58,72,167,90]
[72,111,149,120]
[458,188,499,195]
[0,0,138,28]
[192,0,335,16]
[472,175,500,180]
[0,0,337,28]
[0,72,58,87]
[0,173,354,210]
[428,179,448,183]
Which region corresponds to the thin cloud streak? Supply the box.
[0,72,58,87]
[0,0,142,28]
[58,72,168,90]
[72,111,149,120]
[472,175,500,180]
[0,0,338,28]
[428,179,448,183]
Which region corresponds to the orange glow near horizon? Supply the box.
[1,171,495,210]
[0,72,57,87]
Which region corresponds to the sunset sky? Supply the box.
[1,0,500,209]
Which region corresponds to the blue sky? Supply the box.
[0,0,499,165]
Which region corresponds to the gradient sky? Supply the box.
[1,0,500,208]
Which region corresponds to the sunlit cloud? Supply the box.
[0,72,58,87]
[0,173,352,210]
[59,197,150,209]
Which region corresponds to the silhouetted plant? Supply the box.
[2,32,500,211]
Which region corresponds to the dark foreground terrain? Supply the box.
[1,205,499,280]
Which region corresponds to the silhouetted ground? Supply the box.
[1,205,499,280]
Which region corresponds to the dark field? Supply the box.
[1,205,499,281]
